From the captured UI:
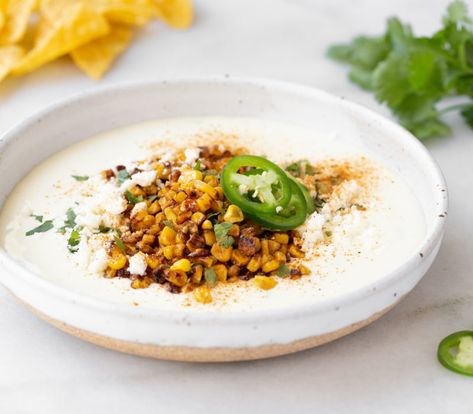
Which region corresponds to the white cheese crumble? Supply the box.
[184,148,200,165]
[75,178,127,230]
[301,212,327,249]
[131,201,147,218]
[128,252,148,276]
[120,170,157,191]
[301,180,369,254]
[87,248,109,274]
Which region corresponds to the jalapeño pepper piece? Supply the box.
[221,155,292,215]
[437,330,473,376]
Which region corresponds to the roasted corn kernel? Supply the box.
[108,251,127,270]
[247,254,262,272]
[131,278,152,289]
[262,259,280,273]
[211,243,233,262]
[167,270,188,287]
[191,212,206,225]
[288,244,305,258]
[170,258,192,272]
[194,180,218,199]
[232,249,251,266]
[193,285,212,304]
[253,275,277,290]
[159,226,176,246]
[223,204,244,223]
[274,233,289,244]
[191,264,204,284]
[214,264,228,282]
[201,219,213,230]
[203,230,216,246]
[196,194,212,212]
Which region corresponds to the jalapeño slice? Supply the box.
[438,331,473,377]
[245,180,308,230]
[221,155,292,215]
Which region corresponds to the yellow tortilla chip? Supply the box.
[12,3,109,75]
[0,5,5,33]
[0,44,24,82]
[153,0,192,29]
[71,25,133,79]
[0,0,37,45]
[91,0,159,27]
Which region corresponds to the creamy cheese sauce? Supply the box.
[0,117,426,312]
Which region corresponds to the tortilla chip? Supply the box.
[12,3,109,75]
[153,0,192,29]
[0,0,37,46]
[0,7,4,33]
[71,25,133,79]
[0,44,24,81]
[89,0,159,27]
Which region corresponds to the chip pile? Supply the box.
[0,0,193,83]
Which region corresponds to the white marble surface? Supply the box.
[1,0,472,412]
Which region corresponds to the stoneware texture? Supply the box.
[0,79,446,360]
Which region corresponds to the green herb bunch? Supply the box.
[327,0,473,140]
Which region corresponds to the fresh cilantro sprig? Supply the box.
[276,265,290,278]
[125,190,143,204]
[114,235,127,253]
[204,267,217,287]
[71,175,89,182]
[30,214,43,222]
[327,0,473,140]
[213,222,234,248]
[286,160,316,178]
[57,208,77,234]
[67,230,81,253]
[25,220,54,236]
[117,169,130,183]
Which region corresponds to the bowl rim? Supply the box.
[0,77,448,323]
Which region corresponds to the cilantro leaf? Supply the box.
[204,267,217,287]
[213,222,234,248]
[125,190,143,204]
[25,220,54,236]
[97,225,113,233]
[193,159,201,171]
[64,208,77,228]
[30,214,43,222]
[461,104,473,127]
[163,220,174,229]
[276,265,290,278]
[114,235,127,253]
[71,175,89,182]
[328,0,473,140]
[117,169,130,183]
[285,160,315,178]
[67,230,81,253]
[202,169,218,177]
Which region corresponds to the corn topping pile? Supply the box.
[100,146,309,304]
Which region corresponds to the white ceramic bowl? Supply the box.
[0,78,447,361]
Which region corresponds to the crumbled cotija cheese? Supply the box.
[120,170,157,191]
[128,252,147,276]
[184,148,200,165]
[75,176,127,230]
[302,180,364,254]
[131,201,147,218]
[87,248,109,274]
